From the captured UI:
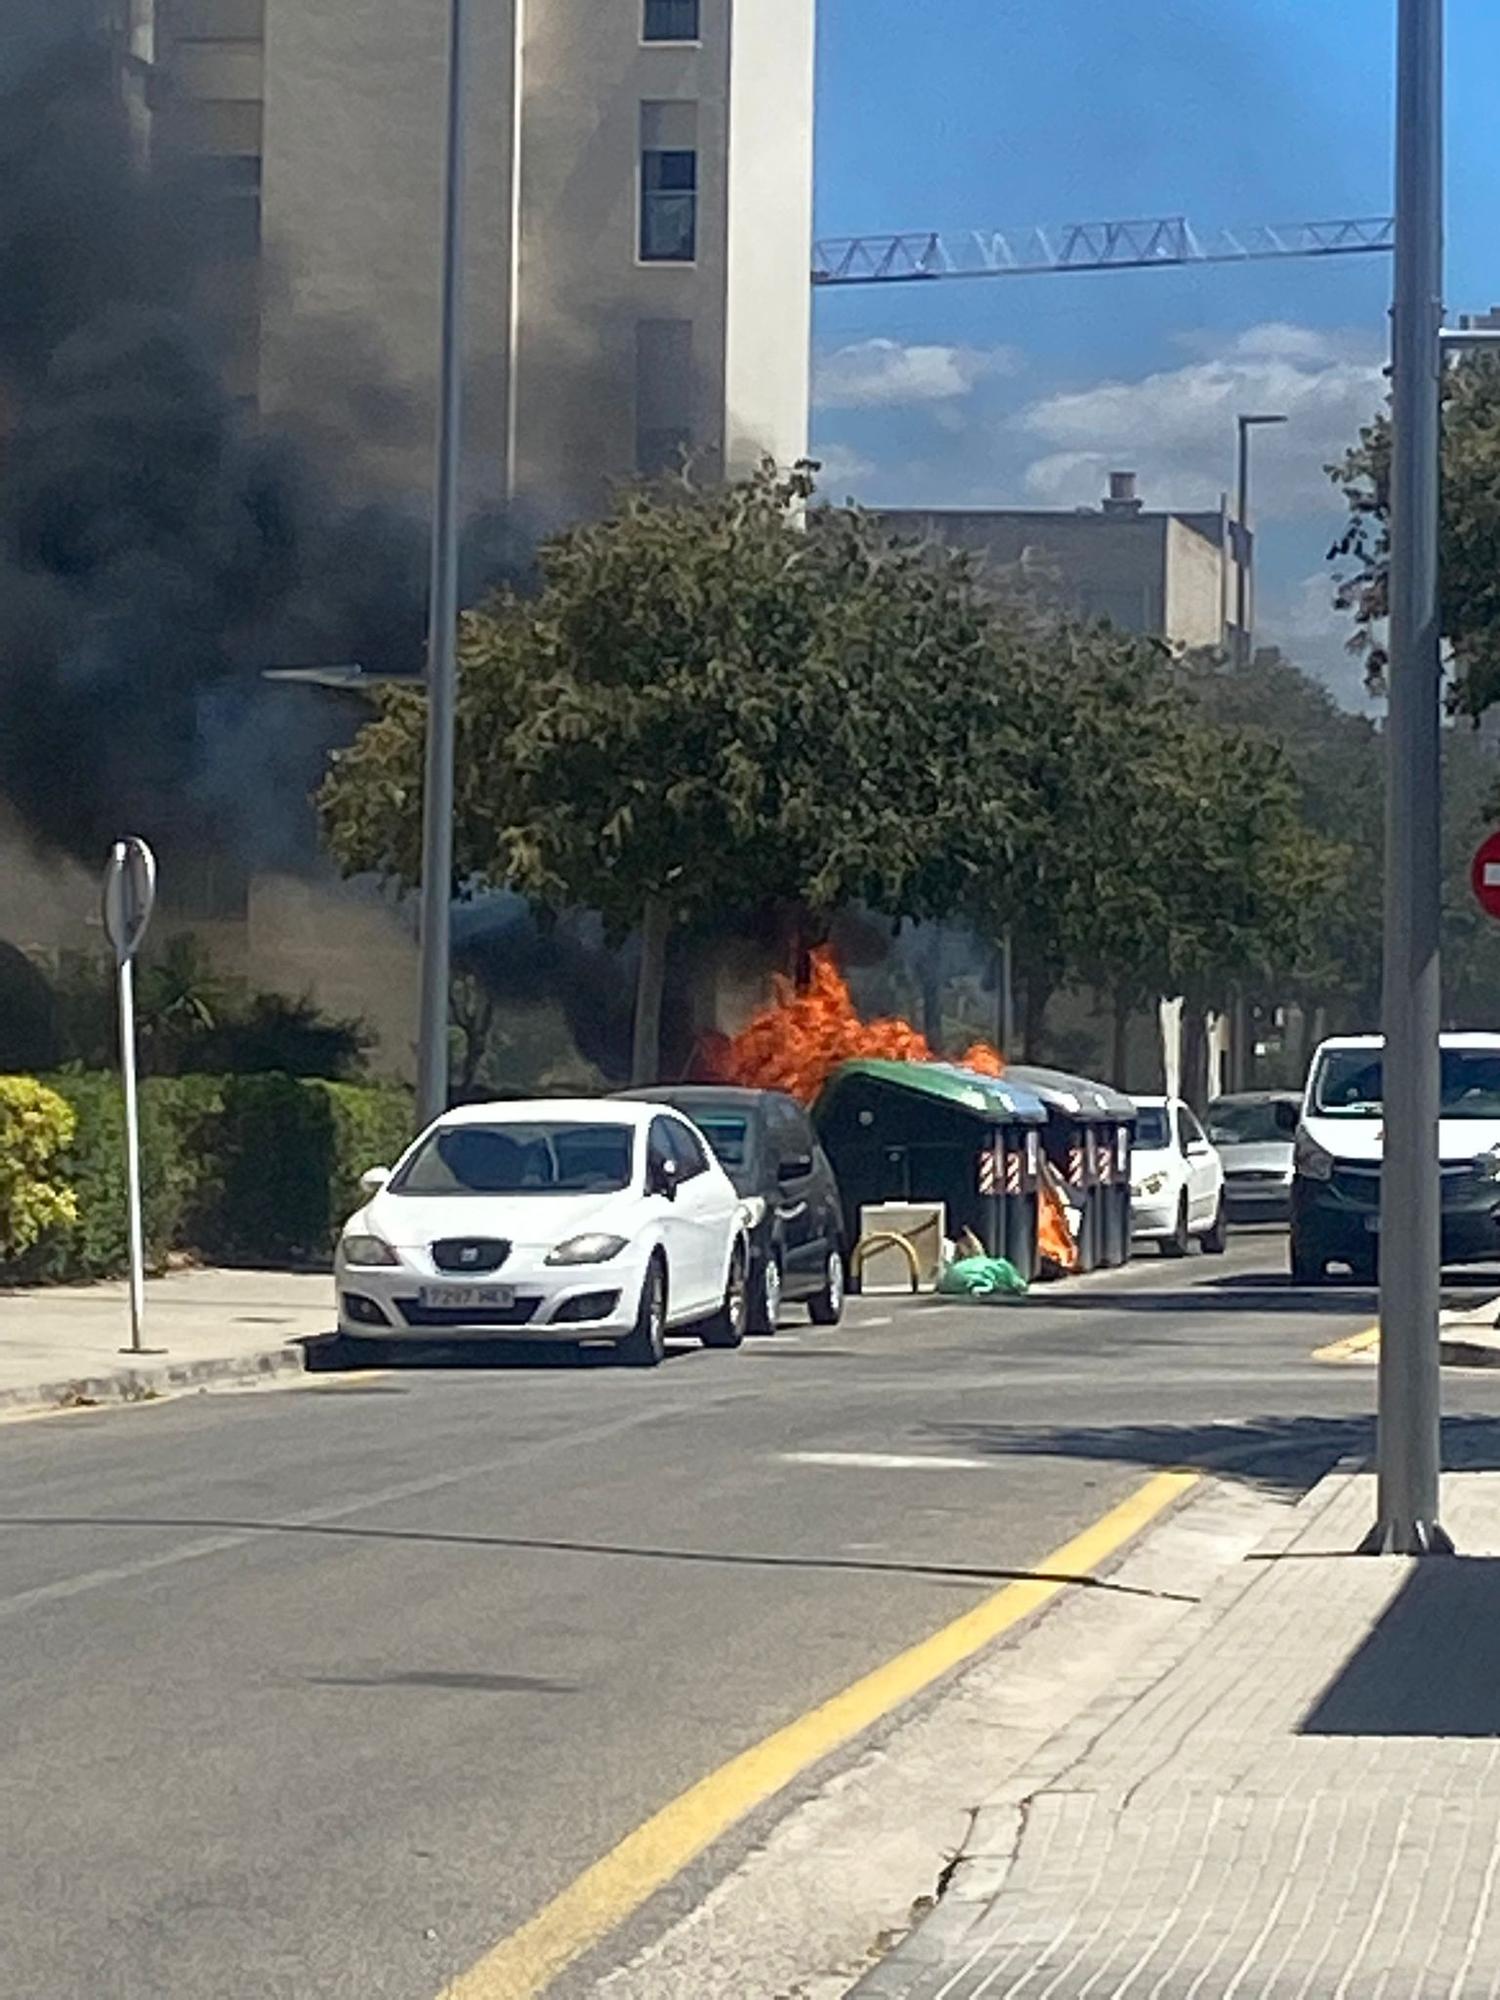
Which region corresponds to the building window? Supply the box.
[643,0,700,41]
[640,150,697,262]
[636,319,694,473]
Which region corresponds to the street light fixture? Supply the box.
[1233,413,1287,667]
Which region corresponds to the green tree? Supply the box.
[1331,353,1500,719]
[320,464,1051,1082]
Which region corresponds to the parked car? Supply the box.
[616,1085,845,1331]
[1208,1091,1300,1225]
[1290,1033,1500,1282]
[1129,1095,1228,1256]
[335,1100,750,1365]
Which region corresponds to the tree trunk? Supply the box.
[1111,989,1133,1089]
[630,894,672,1086]
[1021,970,1051,1064]
[1182,1004,1210,1112]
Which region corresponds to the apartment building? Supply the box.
[138,0,815,519]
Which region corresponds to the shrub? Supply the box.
[15,1072,221,1282]
[3,1071,414,1278]
[185,1076,414,1265]
[0,1077,77,1262]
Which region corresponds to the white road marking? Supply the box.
[778,1450,994,1472]
[855,1315,894,1328]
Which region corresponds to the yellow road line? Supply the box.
[438,1466,1200,2000]
[1312,1324,1380,1363]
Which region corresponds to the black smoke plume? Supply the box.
[0,17,521,870]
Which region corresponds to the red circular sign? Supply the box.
[1472,830,1500,919]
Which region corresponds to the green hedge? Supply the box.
[3,1072,414,1283]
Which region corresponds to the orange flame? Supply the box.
[699,947,1004,1105]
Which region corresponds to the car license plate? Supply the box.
[418,1284,514,1309]
[1363,1215,1381,1234]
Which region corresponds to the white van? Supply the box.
[1289,1032,1500,1282]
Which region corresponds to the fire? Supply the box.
[700,947,1004,1105]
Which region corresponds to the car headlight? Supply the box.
[340,1233,399,1267]
[546,1233,630,1266]
[740,1196,767,1229]
[1132,1171,1168,1199]
[1294,1133,1335,1182]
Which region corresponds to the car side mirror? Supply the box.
[650,1157,680,1201]
[360,1166,392,1194]
[778,1154,814,1185]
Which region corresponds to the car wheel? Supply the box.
[619,1257,668,1367]
[1159,1195,1191,1258]
[808,1245,846,1325]
[749,1252,782,1335]
[1290,1236,1327,1286]
[1203,1196,1228,1256]
[700,1241,749,1349]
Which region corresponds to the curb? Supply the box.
[0,1340,314,1417]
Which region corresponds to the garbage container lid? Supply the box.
[817,1058,1048,1125]
[1003,1065,1136,1123]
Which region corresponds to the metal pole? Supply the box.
[1000,933,1016,1054]
[117,956,148,1355]
[1233,414,1286,669]
[1366,0,1451,1555]
[415,0,469,1128]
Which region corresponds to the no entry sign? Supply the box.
[1472,830,1500,920]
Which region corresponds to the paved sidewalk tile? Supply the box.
[858,1470,1500,1999]
[0,1267,333,1411]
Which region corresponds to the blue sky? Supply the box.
[811,1,1500,704]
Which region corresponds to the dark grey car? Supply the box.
[1207,1092,1300,1224]
[615,1086,845,1332]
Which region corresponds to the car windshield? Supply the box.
[1134,1107,1170,1149]
[1311,1050,1500,1121]
[692,1114,752,1174]
[1209,1100,1298,1145]
[390,1121,636,1194]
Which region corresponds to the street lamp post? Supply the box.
[1364,0,1451,1556]
[1233,413,1287,668]
[415,0,469,1129]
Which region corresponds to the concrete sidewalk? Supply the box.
[0,1267,334,1413]
[856,1457,1500,1998]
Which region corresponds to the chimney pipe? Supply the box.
[1102,470,1143,515]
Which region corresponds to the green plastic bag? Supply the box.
[936,1255,1029,1299]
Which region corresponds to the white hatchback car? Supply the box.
[1130,1095,1228,1257]
[335,1100,750,1366]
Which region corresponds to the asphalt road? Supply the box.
[5,1235,1500,2000]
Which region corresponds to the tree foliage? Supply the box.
[1331,354,1500,719]
[319,463,1359,1079]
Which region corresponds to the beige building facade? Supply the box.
[140,0,815,521]
[878,473,1250,655]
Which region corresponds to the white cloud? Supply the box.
[1014,322,1385,520]
[808,441,875,494]
[814,337,1020,411]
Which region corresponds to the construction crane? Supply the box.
[811,214,1394,287]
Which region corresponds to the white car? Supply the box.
[1129,1095,1228,1256]
[335,1100,750,1366]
